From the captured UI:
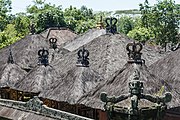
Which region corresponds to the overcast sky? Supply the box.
[11,0,180,14]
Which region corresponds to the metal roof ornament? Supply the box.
[76,47,89,67]
[126,42,143,64]
[7,48,14,64]
[105,17,117,34]
[49,38,57,50]
[38,48,49,66]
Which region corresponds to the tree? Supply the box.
[127,27,154,43]
[139,0,179,48]
[0,0,12,31]
[27,0,66,33]
[118,16,134,34]
[0,24,22,48]
[14,13,30,36]
[64,5,96,33]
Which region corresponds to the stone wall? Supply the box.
[0,96,93,120]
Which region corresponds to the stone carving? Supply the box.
[49,38,57,50]
[0,97,92,120]
[100,69,172,120]
[25,96,43,112]
[7,48,14,64]
[105,17,117,34]
[38,48,49,66]
[76,47,89,67]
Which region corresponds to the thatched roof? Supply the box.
[40,27,77,46]
[14,65,59,93]
[77,63,164,110]
[63,29,106,51]
[0,28,77,71]
[0,28,169,109]
[149,49,180,108]
[39,67,103,104]
[0,63,27,88]
[52,33,166,80]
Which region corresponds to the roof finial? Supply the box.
[49,38,57,50]
[96,16,104,29]
[38,48,49,66]
[76,47,89,67]
[7,48,14,64]
[126,42,144,64]
[105,17,117,34]
[30,23,35,35]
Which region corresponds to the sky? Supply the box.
[11,0,180,14]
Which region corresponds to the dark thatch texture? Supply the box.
[77,63,164,110]
[14,65,59,93]
[149,49,180,109]
[52,33,166,80]
[39,67,103,104]
[0,63,27,88]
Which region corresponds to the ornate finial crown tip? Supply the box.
[49,38,57,50]
[38,48,49,66]
[76,47,89,67]
[126,42,144,63]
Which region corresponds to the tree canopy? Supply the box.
[0,0,179,49]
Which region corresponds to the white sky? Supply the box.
[11,0,180,14]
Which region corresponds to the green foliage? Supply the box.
[64,5,96,33]
[36,8,66,33]
[0,0,12,31]
[1,0,178,49]
[127,27,154,43]
[75,19,96,33]
[27,1,66,33]
[14,13,30,36]
[118,16,134,34]
[139,0,179,46]
[0,24,22,48]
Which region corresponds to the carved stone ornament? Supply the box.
[100,69,172,120]
[25,96,43,112]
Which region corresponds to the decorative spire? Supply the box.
[126,42,143,64]
[49,38,57,50]
[38,48,49,66]
[76,47,89,67]
[7,48,14,64]
[105,17,117,34]
[96,16,104,29]
[30,23,35,35]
